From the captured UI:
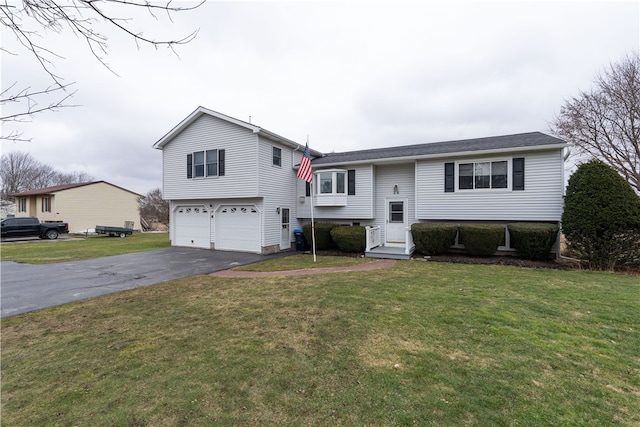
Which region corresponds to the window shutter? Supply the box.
[348,169,356,195]
[513,157,525,191]
[187,154,193,179]
[444,162,455,192]
[218,149,225,176]
[306,182,311,197]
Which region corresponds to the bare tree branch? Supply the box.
[1,82,79,121]
[550,52,640,192]
[0,0,204,141]
[1,82,79,142]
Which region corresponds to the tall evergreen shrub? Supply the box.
[562,160,640,270]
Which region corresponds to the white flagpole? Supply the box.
[310,179,317,262]
[307,136,317,262]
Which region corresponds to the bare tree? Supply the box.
[56,171,95,185]
[550,52,640,192]
[1,0,203,141]
[0,151,94,199]
[138,187,169,226]
[0,151,42,198]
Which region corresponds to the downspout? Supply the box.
[293,144,301,170]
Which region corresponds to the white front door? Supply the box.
[280,208,291,250]
[386,199,407,245]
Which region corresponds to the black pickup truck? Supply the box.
[0,217,69,240]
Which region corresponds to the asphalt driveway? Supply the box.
[1,247,286,318]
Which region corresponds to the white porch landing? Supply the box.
[365,225,415,260]
[365,244,415,260]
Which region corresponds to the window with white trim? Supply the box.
[312,169,356,206]
[187,149,225,178]
[317,170,346,195]
[18,197,26,212]
[445,158,525,192]
[272,146,282,167]
[459,160,508,190]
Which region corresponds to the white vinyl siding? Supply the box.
[162,114,259,199]
[297,164,374,220]
[416,150,564,221]
[258,137,299,249]
[372,164,416,238]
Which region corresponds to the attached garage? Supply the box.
[215,205,261,253]
[173,205,211,249]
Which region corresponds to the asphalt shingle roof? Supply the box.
[12,182,97,196]
[11,181,140,197]
[311,131,565,165]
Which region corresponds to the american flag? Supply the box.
[297,143,313,183]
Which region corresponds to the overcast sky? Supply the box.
[2,0,639,195]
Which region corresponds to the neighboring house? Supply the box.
[1,199,16,219]
[12,181,141,233]
[154,106,567,257]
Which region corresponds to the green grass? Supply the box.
[233,253,370,271]
[2,259,638,426]
[0,232,170,263]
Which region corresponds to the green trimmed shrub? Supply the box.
[411,222,458,255]
[330,226,366,253]
[302,223,339,250]
[562,160,640,270]
[459,224,505,256]
[507,222,559,260]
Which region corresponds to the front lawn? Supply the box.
[2,260,638,426]
[233,253,370,271]
[0,232,170,263]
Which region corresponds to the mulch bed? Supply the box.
[312,249,576,270]
[423,254,575,270]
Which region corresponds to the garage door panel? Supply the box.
[174,206,210,249]
[216,205,260,253]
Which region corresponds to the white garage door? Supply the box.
[174,206,210,249]
[216,205,261,253]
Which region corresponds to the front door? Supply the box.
[280,208,291,250]
[386,199,407,245]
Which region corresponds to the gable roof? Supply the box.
[12,181,141,197]
[311,132,566,166]
[153,106,323,156]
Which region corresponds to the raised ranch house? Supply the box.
[154,107,567,258]
[12,181,141,233]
